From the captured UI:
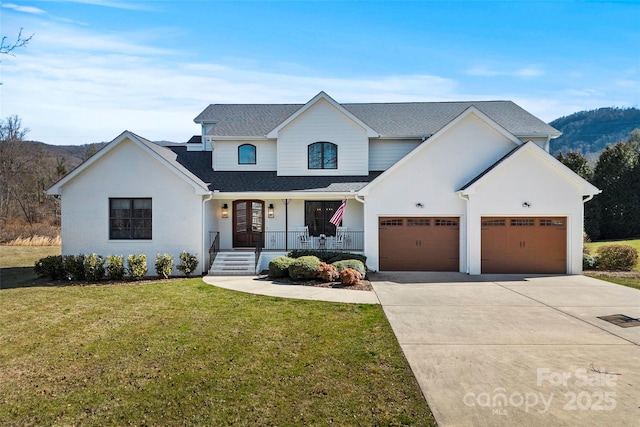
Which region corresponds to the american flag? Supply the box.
[329,199,347,226]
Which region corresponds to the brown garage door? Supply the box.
[481,217,566,274]
[379,217,459,271]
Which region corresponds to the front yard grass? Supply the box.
[1,278,435,426]
[0,245,61,289]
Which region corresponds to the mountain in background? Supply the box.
[549,107,640,160]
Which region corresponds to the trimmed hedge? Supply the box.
[288,256,322,280]
[332,259,366,277]
[269,256,295,278]
[34,255,65,280]
[288,250,367,265]
[596,244,638,271]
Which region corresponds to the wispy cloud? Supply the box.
[2,3,47,14]
[466,65,545,78]
[55,0,150,11]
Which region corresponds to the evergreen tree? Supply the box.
[592,142,639,239]
[556,151,593,181]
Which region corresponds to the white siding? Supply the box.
[60,139,206,275]
[213,139,277,171]
[276,98,369,176]
[361,113,519,272]
[369,139,421,170]
[465,148,585,275]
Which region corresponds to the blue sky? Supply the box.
[1,0,639,145]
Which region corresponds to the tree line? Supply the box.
[0,116,98,242]
[557,129,640,240]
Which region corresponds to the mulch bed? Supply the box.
[256,273,373,292]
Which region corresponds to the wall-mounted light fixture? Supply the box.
[268,203,274,218]
[522,202,531,208]
[416,203,424,208]
[221,203,229,218]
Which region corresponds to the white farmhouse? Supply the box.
[47,92,600,275]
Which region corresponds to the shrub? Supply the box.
[106,255,125,280]
[288,249,367,264]
[176,251,199,276]
[63,254,85,281]
[332,259,366,277]
[269,256,294,278]
[339,268,361,286]
[288,255,322,280]
[317,262,338,281]
[34,255,64,280]
[582,254,599,270]
[84,253,105,282]
[325,253,367,265]
[596,244,638,271]
[155,253,174,279]
[127,254,148,280]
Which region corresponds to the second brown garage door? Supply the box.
[481,217,567,274]
[379,217,459,271]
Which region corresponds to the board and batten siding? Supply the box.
[276,98,369,176]
[369,139,422,170]
[212,139,277,171]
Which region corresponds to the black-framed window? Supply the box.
[308,142,337,169]
[238,144,256,164]
[305,200,342,236]
[109,198,152,239]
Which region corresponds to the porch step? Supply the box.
[209,251,258,276]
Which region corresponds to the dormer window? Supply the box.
[238,144,256,164]
[308,142,337,169]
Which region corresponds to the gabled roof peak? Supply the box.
[194,92,561,139]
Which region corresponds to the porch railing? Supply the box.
[208,231,220,269]
[262,231,364,252]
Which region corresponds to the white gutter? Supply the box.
[201,192,214,274]
[457,192,471,274]
[354,194,365,204]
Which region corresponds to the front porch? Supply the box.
[208,230,364,274]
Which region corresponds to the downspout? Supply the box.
[583,194,595,203]
[457,192,471,274]
[201,192,214,274]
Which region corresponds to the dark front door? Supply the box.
[233,200,264,247]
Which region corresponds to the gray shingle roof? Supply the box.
[169,147,381,192]
[194,100,560,138]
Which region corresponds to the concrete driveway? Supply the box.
[370,273,640,427]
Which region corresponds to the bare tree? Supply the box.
[0,28,33,55]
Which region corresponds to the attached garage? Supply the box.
[481,217,567,274]
[379,217,459,271]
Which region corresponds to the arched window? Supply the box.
[308,142,337,169]
[238,144,256,164]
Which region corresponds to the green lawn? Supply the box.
[0,247,435,426]
[0,245,61,289]
[586,238,640,253]
[593,276,640,290]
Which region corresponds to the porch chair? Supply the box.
[298,226,312,249]
[334,226,347,250]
